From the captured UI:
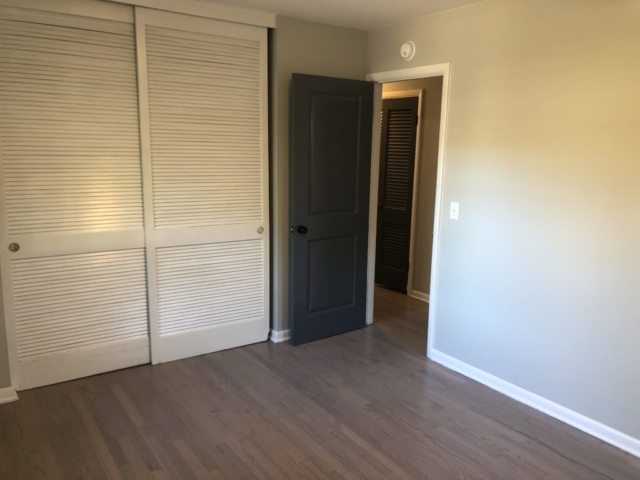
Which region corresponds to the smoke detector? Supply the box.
[400,41,416,61]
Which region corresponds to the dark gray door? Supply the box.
[375,97,420,293]
[289,74,374,345]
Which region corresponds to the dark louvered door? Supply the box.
[375,96,420,293]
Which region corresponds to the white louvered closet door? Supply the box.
[135,9,270,363]
[0,3,150,390]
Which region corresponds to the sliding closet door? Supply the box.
[0,3,149,390]
[135,9,269,363]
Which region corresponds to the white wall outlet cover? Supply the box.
[400,41,416,61]
[450,202,460,220]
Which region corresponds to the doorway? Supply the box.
[367,67,449,356]
[285,64,450,355]
[375,94,420,294]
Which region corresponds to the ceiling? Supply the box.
[198,0,487,31]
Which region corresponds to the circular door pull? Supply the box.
[8,243,20,252]
[257,226,264,234]
[296,225,308,234]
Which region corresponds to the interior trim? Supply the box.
[431,349,640,459]
[107,0,276,27]
[409,290,430,303]
[269,329,291,344]
[0,387,18,405]
[0,0,133,21]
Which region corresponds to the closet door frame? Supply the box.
[0,0,143,390]
[134,8,270,364]
[0,0,133,22]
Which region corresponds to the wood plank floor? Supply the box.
[373,286,428,355]
[2,291,640,478]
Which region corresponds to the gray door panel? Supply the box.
[289,74,374,345]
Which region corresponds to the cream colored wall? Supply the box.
[382,78,443,296]
[270,16,368,332]
[369,0,640,439]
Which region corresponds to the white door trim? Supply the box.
[365,63,451,360]
[365,83,383,332]
[269,328,291,344]
[0,0,133,21]
[0,0,274,28]
[0,386,18,405]
[107,0,275,28]
[381,89,424,295]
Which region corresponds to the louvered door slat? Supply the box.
[0,8,143,236]
[136,9,269,364]
[157,240,264,335]
[375,96,420,293]
[145,23,263,230]
[382,110,415,210]
[0,3,149,390]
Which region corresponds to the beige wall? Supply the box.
[369,0,640,439]
[382,78,443,295]
[270,16,368,332]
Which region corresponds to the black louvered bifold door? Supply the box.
[375,96,420,292]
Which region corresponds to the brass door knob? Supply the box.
[8,243,19,252]
[257,226,264,234]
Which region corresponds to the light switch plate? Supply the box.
[450,202,459,220]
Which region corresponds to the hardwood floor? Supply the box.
[373,286,428,355]
[2,304,640,478]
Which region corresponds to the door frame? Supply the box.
[365,63,451,358]
[379,89,424,296]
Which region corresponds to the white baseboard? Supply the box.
[269,328,291,344]
[0,386,18,405]
[429,349,640,459]
[410,290,430,303]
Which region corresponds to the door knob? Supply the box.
[296,225,308,234]
[8,243,19,252]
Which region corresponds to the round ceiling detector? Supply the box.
[400,41,416,61]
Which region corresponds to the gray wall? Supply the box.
[369,0,640,439]
[270,16,368,332]
[382,78,443,296]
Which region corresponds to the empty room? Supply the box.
[0,0,639,478]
